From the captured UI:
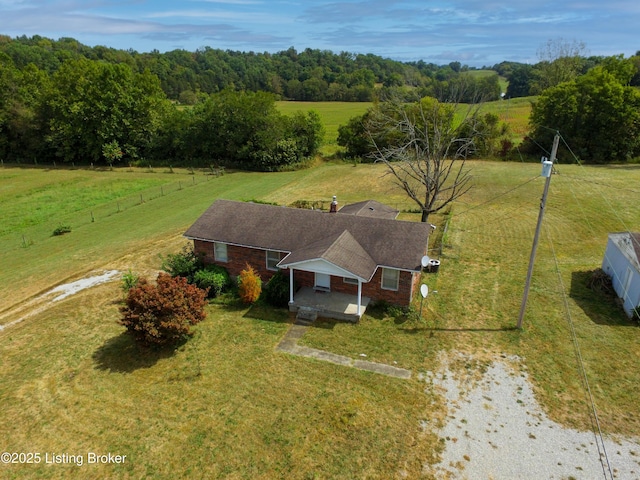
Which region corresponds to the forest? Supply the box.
[1,34,640,167]
[0,34,504,103]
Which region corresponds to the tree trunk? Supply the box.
[421,209,429,223]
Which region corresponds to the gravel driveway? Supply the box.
[424,352,640,479]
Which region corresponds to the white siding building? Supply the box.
[602,232,640,318]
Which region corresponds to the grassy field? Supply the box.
[480,96,534,143]
[464,69,509,93]
[277,101,373,156]
[277,97,533,155]
[1,160,639,479]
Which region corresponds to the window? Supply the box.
[381,268,399,291]
[343,277,358,285]
[214,242,228,262]
[266,250,281,271]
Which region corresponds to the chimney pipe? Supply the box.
[330,195,338,213]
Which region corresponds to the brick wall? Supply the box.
[194,240,416,306]
[194,240,281,282]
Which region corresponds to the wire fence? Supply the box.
[6,165,222,252]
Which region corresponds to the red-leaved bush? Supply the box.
[120,272,208,346]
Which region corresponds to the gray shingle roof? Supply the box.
[338,200,399,219]
[184,199,431,276]
[278,230,378,280]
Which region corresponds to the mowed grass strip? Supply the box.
[301,161,640,437]
[0,166,314,315]
[0,284,439,479]
[1,161,639,479]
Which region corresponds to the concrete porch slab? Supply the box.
[288,287,371,322]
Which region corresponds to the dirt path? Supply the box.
[0,270,121,332]
[0,232,184,332]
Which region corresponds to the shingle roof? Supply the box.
[338,200,399,219]
[184,199,430,275]
[279,230,378,280]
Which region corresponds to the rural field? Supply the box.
[1,154,639,478]
[277,97,533,157]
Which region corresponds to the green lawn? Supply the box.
[278,97,532,155]
[1,160,639,478]
[277,101,372,155]
[480,96,534,143]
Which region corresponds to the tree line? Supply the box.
[2,34,639,167]
[0,35,502,103]
[0,54,323,169]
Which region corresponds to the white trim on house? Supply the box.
[278,257,367,282]
[266,250,281,271]
[186,236,290,255]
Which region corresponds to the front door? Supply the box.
[315,273,331,291]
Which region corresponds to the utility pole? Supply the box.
[517,133,560,330]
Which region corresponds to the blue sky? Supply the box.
[1,1,638,66]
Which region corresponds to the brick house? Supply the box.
[184,198,432,320]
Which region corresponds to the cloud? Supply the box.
[0,0,637,65]
[0,0,291,47]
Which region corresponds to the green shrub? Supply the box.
[121,269,140,295]
[263,270,292,308]
[193,265,230,298]
[52,225,71,236]
[161,244,202,282]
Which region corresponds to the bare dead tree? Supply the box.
[368,97,481,223]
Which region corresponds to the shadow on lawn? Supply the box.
[570,271,635,326]
[400,326,517,334]
[241,302,293,324]
[92,332,182,373]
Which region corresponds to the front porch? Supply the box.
[288,287,371,322]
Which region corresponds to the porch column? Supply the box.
[289,268,294,304]
[357,279,362,316]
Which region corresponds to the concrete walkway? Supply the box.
[275,320,412,380]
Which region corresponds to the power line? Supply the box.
[554,132,640,319]
[545,228,614,480]
[452,175,540,218]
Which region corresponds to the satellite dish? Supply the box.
[420,284,429,298]
[421,255,431,268]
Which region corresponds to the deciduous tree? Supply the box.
[43,58,168,164]
[528,63,640,162]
